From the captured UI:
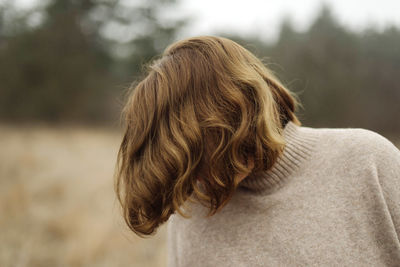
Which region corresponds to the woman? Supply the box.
[115,36,400,266]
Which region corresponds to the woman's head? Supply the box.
[115,35,301,237]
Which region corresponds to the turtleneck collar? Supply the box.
[238,120,320,193]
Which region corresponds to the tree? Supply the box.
[0,0,189,124]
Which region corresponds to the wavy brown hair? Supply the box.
[114,36,301,237]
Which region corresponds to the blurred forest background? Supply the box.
[0,0,399,266]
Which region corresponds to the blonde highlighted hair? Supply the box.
[115,36,301,237]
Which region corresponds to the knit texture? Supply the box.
[166,121,400,267]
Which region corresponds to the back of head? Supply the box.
[115,35,301,237]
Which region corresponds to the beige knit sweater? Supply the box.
[166,121,400,267]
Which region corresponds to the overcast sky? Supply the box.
[177,0,400,42]
[9,0,400,43]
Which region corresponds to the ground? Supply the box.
[0,124,167,267]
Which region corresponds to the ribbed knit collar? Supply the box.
[238,120,319,193]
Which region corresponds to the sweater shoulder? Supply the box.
[303,125,399,160]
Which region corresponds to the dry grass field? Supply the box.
[0,124,167,267]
